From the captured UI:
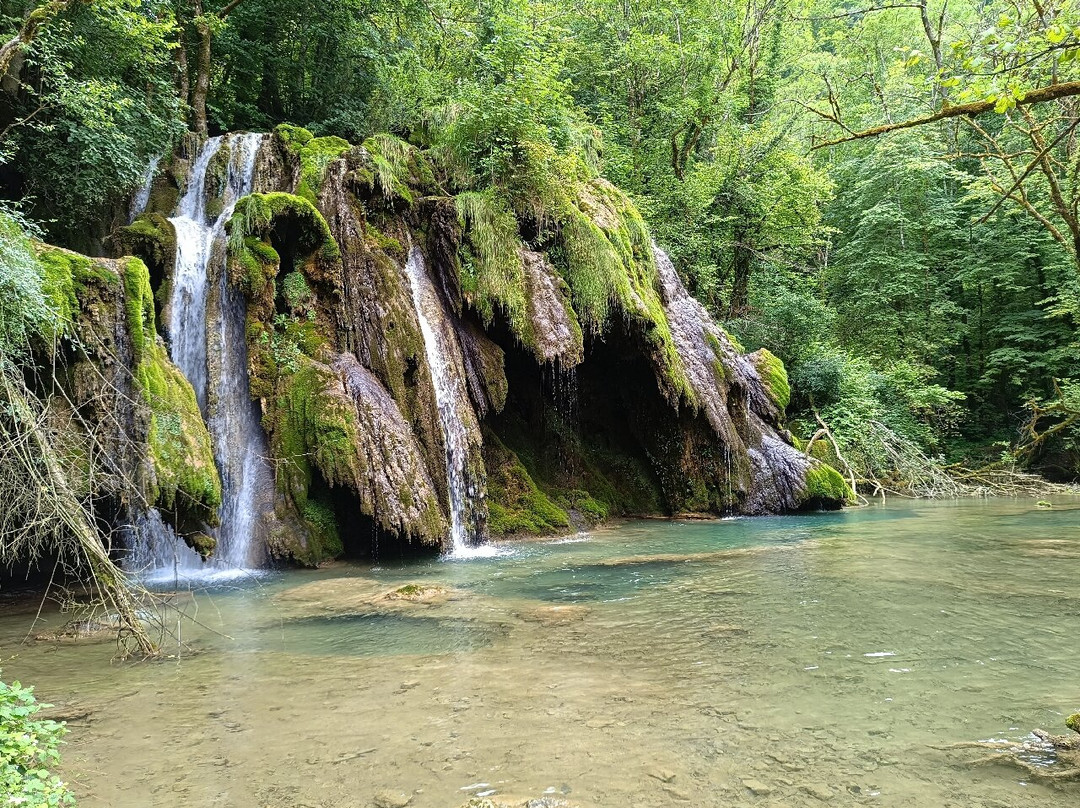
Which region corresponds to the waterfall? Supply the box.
[127,133,268,582]
[129,155,160,223]
[403,245,495,558]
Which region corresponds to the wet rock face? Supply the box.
[330,353,446,544]
[520,249,583,367]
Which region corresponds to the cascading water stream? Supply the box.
[403,245,499,558]
[129,155,160,223]
[128,133,268,581]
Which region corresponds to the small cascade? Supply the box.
[403,245,494,558]
[129,155,160,223]
[168,136,223,410]
[125,509,208,582]
[127,133,269,581]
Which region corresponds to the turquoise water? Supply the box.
[1,499,1077,806]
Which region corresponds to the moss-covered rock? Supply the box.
[274,124,352,205]
[110,214,177,312]
[30,248,221,549]
[750,348,791,413]
[266,353,445,560]
[801,464,852,505]
[483,428,569,537]
[125,257,222,530]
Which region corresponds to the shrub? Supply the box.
[0,673,76,806]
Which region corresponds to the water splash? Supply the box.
[403,244,482,557]
[128,133,268,581]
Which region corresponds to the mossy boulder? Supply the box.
[749,348,791,413]
[31,248,221,548]
[800,464,852,506]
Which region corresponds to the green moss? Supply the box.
[188,532,217,560]
[123,258,155,364]
[1066,713,1080,734]
[802,464,852,504]
[456,189,529,340]
[119,256,222,526]
[229,192,339,264]
[483,429,570,536]
[272,358,361,505]
[136,341,222,524]
[553,180,690,402]
[274,123,314,150]
[114,215,178,310]
[299,137,351,204]
[562,489,609,523]
[365,225,405,259]
[300,497,343,560]
[35,247,118,335]
[752,348,791,412]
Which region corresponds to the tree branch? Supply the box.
[0,0,79,78]
[812,80,1080,149]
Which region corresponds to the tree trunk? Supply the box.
[729,233,751,317]
[175,41,190,125]
[191,17,211,136]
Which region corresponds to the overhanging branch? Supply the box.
[811,80,1080,149]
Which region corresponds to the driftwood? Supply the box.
[938,717,1080,786]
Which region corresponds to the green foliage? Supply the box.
[0,673,76,807]
[2,0,183,238]
[0,211,50,357]
[790,347,966,481]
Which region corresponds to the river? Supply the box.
[1,498,1077,806]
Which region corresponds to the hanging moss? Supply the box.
[229,192,339,266]
[122,258,155,365]
[358,133,438,206]
[456,189,530,341]
[271,359,362,507]
[554,181,689,401]
[751,348,791,412]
